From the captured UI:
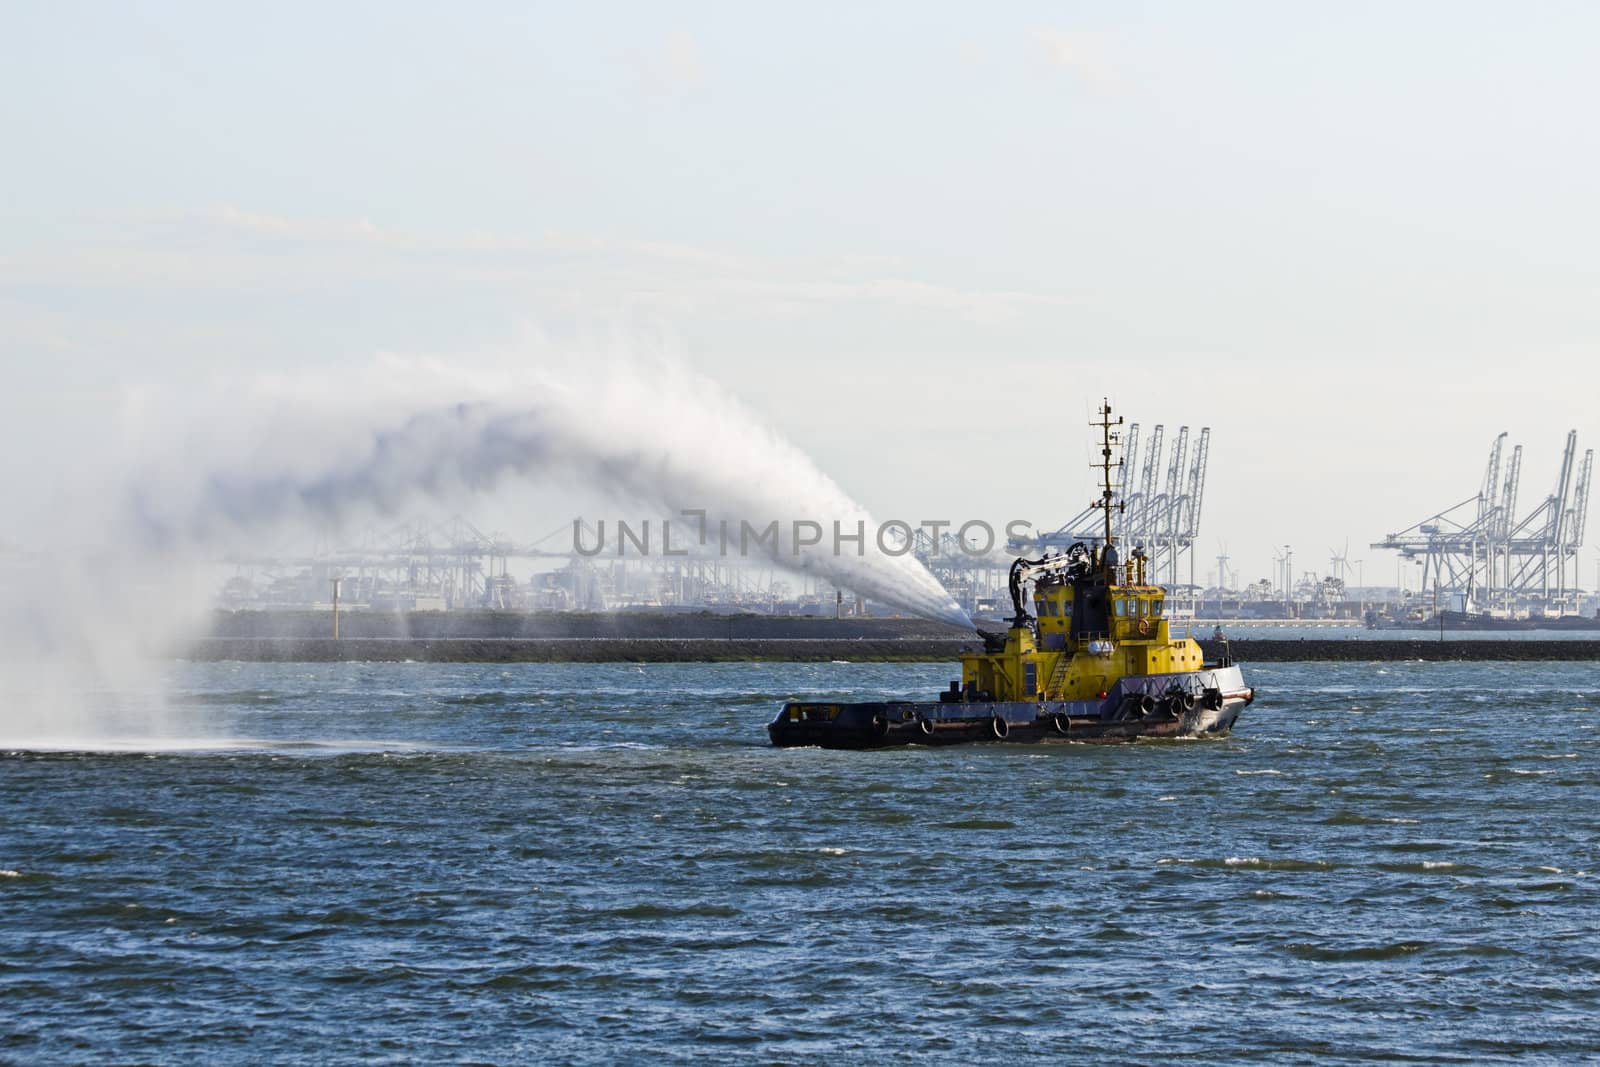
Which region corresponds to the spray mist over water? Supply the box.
[138,400,970,627]
[0,347,970,744]
[130,351,970,627]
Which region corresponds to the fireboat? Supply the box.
[768,401,1254,748]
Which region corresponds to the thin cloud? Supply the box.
[2,209,1068,326]
[626,30,705,94]
[661,31,704,88]
[1033,29,1118,90]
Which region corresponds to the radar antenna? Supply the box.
[1089,399,1126,551]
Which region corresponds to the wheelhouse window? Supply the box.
[1152,598,1165,617]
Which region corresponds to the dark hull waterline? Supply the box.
[770,665,1253,749]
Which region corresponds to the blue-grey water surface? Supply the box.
[3,660,1598,1064]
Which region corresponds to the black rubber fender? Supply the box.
[990,715,1009,740]
[918,716,936,737]
[1051,712,1070,736]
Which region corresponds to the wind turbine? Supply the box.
[1328,539,1351,584]
[1272,545,1291,600]
[1215,540,1233,592]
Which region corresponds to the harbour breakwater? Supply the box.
[188,637,963,663]
[185,614,1600,662]
[205,610,968,641]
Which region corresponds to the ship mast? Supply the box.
[1089,399,1125,556]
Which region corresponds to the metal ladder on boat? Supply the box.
[1045,653,1072,699]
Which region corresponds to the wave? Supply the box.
[1283,940,1431,962]
[178,690,300,706]
[1157,857,1335,872]
[1371,860,1473,874]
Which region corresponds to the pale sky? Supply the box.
[4,2,1599,588]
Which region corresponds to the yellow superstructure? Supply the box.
[960,550,1204,703]
[957,399,1203,705]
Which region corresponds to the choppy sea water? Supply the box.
[2,660,1598,1064]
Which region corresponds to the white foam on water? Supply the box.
[1,736,441,755]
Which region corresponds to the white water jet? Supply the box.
[0,342,972,742]
[128,349,972,628]
[0,344,973,744]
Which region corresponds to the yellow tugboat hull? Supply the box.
[769,666,1254,749]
